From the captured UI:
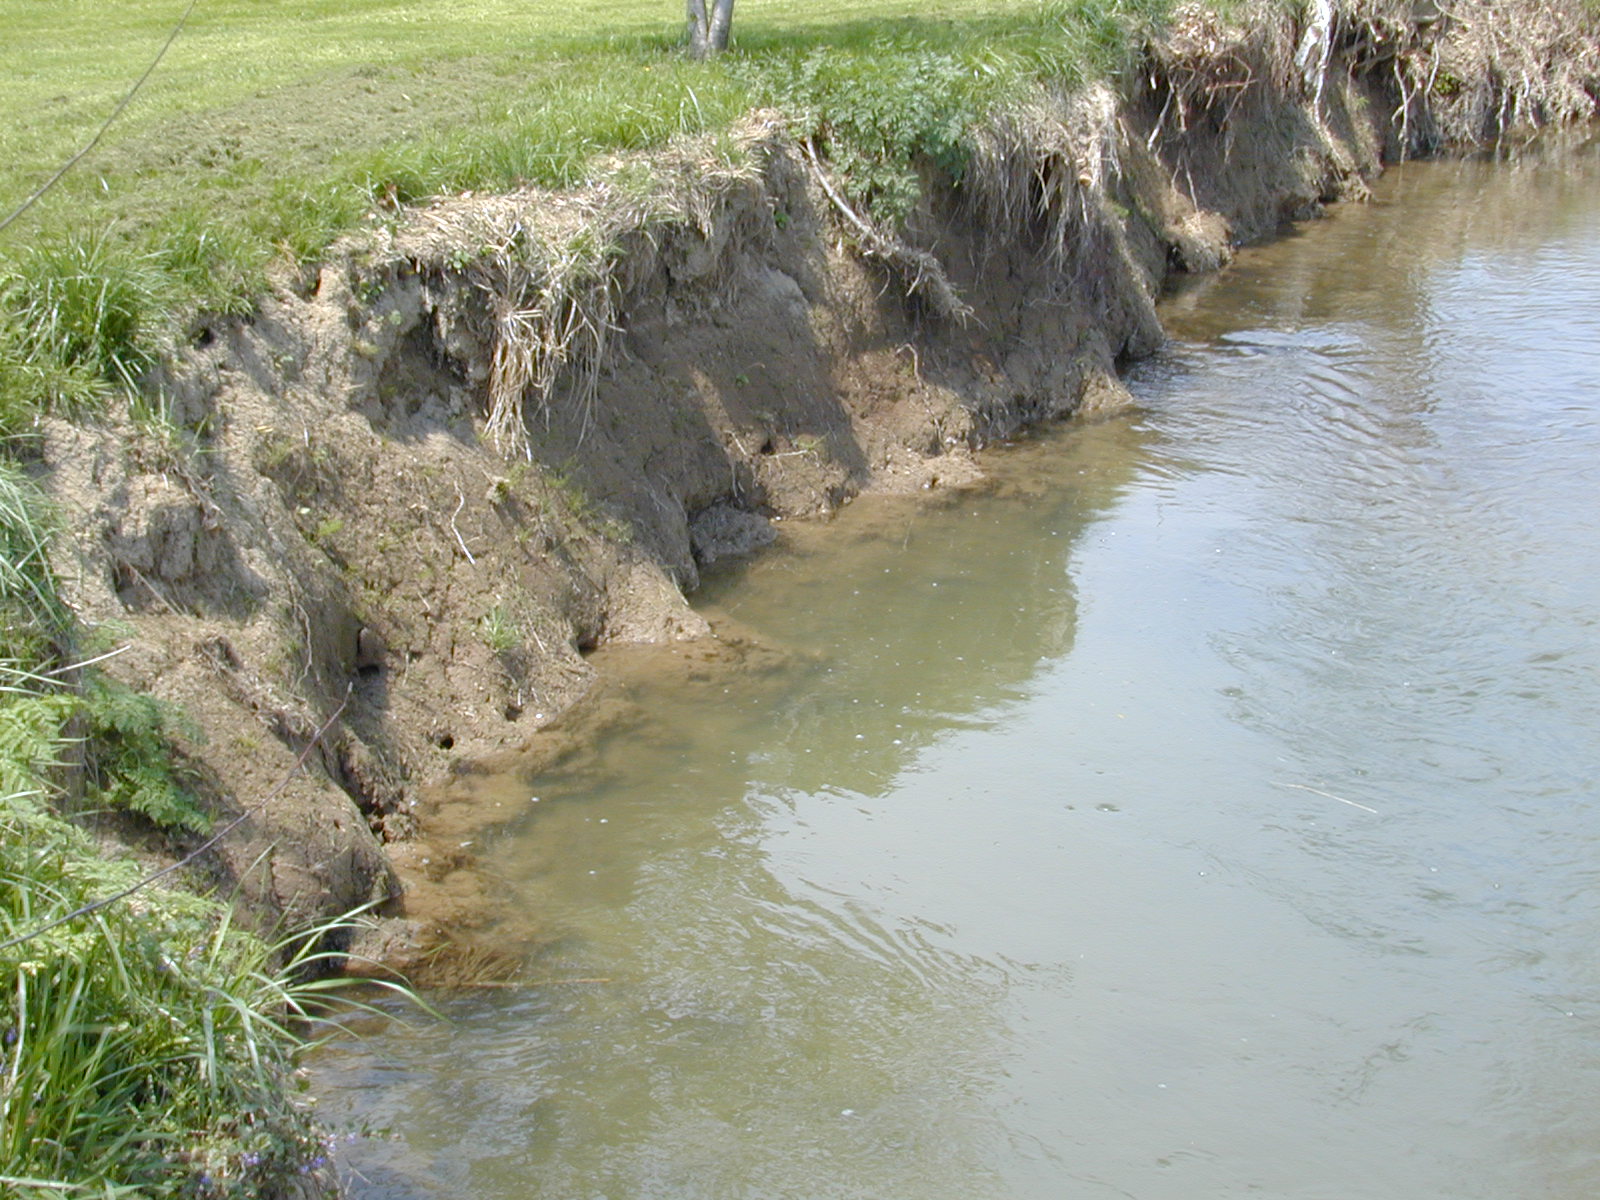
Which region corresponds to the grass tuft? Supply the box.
[2,229,165,394]
[0,799,356,1197]
[0,463,69,670]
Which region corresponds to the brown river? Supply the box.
[311,134,1600,1199]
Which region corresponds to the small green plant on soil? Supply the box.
[546,465,599,525]
[306,514,346,547]
[599,513,636,543]
[486,460,534,505]
[129,387,211,474]
[255,428,298,474]
[481,602,521,654]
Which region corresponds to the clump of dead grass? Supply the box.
[1339,0,1600,152]
[966,82,1127,269]
[1141,0,1598,156]
[392,121,777,456]
[1143,1,1303,139]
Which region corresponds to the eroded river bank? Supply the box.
[311,136,1600,1198]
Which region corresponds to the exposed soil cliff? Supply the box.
[33,0,1598,975]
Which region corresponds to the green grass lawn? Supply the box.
[3,0,1091,234]
[0,0,1170,438]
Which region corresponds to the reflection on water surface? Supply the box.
[313,136,1600,1200]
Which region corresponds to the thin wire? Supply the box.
[0,0,201,237]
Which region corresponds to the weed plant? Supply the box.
[1,789,352,1196]
[480,603,522,655]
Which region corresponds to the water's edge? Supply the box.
[314,139,1600,1198]
[33,5,1598,967]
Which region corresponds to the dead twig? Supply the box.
[801,138,972,325]
[1273,781,1379,814]
[450,486,477,564]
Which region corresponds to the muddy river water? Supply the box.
[312,136,1600,1199]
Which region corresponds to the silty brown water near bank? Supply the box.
[311,135,1600,1200]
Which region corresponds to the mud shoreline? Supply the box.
[33,1,1599,978]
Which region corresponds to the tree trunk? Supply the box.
[707,0,735,54]
[686,0,733,57]
[686,0,711,58]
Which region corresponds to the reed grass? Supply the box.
[0,786,356,1197]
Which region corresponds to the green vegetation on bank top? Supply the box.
[2,0,1140,214]
[2,0,1166,240]
[0,0,1174,442]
